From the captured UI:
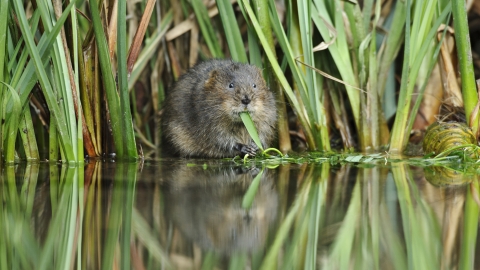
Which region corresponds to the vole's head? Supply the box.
[204,62,274,123]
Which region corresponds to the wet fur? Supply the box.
[162,59,277,158]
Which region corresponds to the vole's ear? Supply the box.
[204,70,218,90]
[254,66,264,76]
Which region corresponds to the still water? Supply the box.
[1,159,479,269]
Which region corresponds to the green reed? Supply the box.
[1,0,163,163]
[452,0,479,135]
[0,0,477,161]
[389,0,451,153]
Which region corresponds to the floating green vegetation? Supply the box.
[230,146,480,170]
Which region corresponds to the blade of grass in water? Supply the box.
[37,166,77,270]
[242,169,264,209]
[259,165,318,270]
[240,112,264,151]
[132,209,172,267]
[76,162,85,270]
[329,180,360,269]
[102,164,125,270]
[459,181,479,270]
[120,163,138,269]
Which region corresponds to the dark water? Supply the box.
[1,159,479,269]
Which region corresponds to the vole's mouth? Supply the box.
[231,105,253,113]
[232,110,254,121]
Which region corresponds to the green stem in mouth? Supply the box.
[240,112,264,151]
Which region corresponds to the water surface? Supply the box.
[1,159,479,269]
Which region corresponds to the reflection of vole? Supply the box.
[162,163,278,254]
[161,59,277,158]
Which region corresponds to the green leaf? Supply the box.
[191,0,223,58]
[89,0,126,158]
[0,82,21,163]
[117,0,138,159]
[216,0,248,63]
[240,112,264,151]
[345,155,363,163]
[241,169,264,209]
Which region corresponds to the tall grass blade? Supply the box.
[89,0,127,158]
[13,1,75,105]
[312,0,361,130]
[0,0,8,160]
[12,0,76,161]
[452,0,479,134]
[254,0,291,154]
[406,22,450,135]
[127,0,158,75]
[129,10,173,90]
[37,0,79,161]
[118,0,138,159]
[191,0,223,58]
[18,97,40,161]
[389,1,451,152]
[239,0,315,149]
[0,83,20,163]
[377,1,406,96]
[216,0,248,63]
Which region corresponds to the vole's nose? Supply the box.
[241,95,251,105]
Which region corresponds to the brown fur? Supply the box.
[162,59,277,158]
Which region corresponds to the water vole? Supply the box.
[161,59,277,158]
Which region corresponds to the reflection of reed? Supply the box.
[2,161,479,269]
[441,187,465,269]
[414,165,467,269]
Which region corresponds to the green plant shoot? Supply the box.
[240,112,264,152]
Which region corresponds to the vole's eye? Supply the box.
[253,83,257,89]
[229,83,234,89]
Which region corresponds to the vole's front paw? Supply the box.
[235,143,259,157]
